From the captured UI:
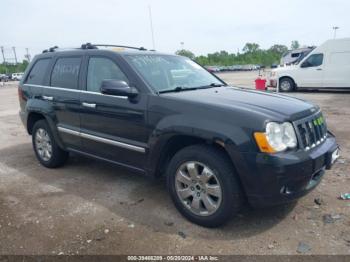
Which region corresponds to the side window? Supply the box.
[26,59,51,85]
[87,57,128,93]
[51,57,81,89]
[301,54,323,68]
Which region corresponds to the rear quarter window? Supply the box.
[25,58,51,85]
[51,57,82,89]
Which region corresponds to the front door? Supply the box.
[79,56,149,170]
[297,53,324,88]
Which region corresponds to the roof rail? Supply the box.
[81,43,98,49]
[42,43,150,54]
[82,43,147,51]
[42,46,59,53]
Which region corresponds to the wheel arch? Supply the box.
[27,112,45,135]
[26,110,66,150]
[148,133,242,182]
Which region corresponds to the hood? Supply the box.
[162,87,317,121]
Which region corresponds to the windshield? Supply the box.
[125,54,224,93]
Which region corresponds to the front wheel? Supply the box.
[166,145,243,227]
[279,77,295,92]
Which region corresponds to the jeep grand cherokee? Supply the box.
[18,43,339,227]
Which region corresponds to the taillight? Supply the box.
[18,86,27,101]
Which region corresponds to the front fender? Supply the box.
[146,114,253,176]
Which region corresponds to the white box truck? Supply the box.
[270,38,350,91]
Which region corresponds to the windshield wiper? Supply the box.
[196,83,225,89]
[158,83,225,94]
[158,86,199,94]
[209,83,225,87]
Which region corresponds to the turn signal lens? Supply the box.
[254,132,276,153]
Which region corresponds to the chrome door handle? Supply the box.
[82,102,96,108]
[42,95,53,101]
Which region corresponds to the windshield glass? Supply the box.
[125,54,224,92]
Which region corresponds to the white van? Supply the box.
[270,38,350,91]
[12,73,24,81]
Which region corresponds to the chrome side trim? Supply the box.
[57,126,145,153]
[24,84,128,99]
[80,132,145,153]
[57,126,80,136]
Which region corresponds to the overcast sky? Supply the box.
[0,0,349,62]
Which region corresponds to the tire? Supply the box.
[32,120,69,168]
[166,145,243,227]
[279,77,295,92]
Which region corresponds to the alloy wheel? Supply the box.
[175,161,222,216]
[280,80,292,91]
[35,128,52,161]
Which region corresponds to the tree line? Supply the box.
[0,60,29,74]
[176,41,301,67]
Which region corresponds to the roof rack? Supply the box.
[42,43,150,53]
[42,46,59,53]
[82,43,147,51]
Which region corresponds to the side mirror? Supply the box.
[100,80,138,98]
[300,61,310,68]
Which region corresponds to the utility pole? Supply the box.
[25,48,31,62]
[12,46,18,64]
[180,42,184,50]
[333,26,339,39]
[148,5,156,50]
[1,46,5,64]
[1,46,8,74]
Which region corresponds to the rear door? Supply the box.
[297,53,324,88]
[79,55,149,170]
[45,56,83,149]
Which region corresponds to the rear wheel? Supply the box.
[32,120,68,168]
[166,145,243,227]
[279,77,295,92]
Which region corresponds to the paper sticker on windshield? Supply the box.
[185,59,202,69]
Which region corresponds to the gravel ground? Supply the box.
[0,77,349,255]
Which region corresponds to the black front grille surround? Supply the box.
[293,111,328,151]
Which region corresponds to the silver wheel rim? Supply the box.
[35,128,52,161]
[280,80,291,91]
[175,161,222,216]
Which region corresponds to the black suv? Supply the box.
[19,44,339,227]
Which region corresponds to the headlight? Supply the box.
[254,122,297,153]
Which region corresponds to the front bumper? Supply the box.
[229,133,338,207]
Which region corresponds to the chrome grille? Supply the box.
[294,111,327,151]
